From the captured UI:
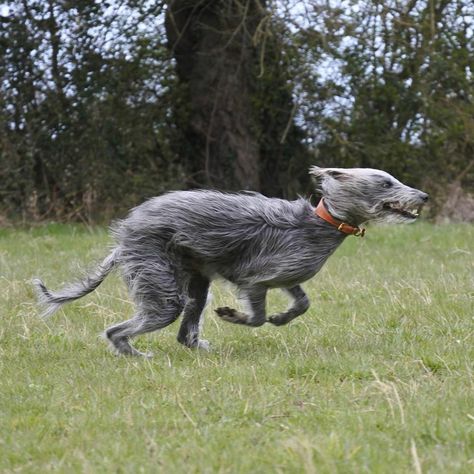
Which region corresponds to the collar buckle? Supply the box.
[315,199,366,237]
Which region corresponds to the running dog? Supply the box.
[34,166,428,356]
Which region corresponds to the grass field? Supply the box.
[1,222,473,473]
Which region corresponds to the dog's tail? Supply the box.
[33,248,119,318]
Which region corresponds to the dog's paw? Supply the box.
[215,306,247,324]
[268,312,290,326]
[215,306,238,321]
[215,306,233,317]
[215,307,265,327]
[197,339,211,351]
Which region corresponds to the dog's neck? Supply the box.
[315,199,365,237]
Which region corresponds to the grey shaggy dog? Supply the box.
[34,166,428,357]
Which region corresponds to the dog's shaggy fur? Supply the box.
[34,167,428,357]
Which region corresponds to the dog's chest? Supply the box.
[270,248,334,285]
[245,232,342,287]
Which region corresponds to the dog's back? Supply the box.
[115,190,308,232]
[113,190,315,255]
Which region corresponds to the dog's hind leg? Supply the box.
[267,285,310,326]
[105,316,156,357]
[105,258,185,357]
[177,274,210,350]
[105,297,185,357]
[215,285,267,327]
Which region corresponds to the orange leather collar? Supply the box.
[314,199,365,237]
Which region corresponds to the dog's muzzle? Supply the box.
[383,192,428,219]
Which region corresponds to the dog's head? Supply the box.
[310,166,429,225]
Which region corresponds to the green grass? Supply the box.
[1,223,473,473]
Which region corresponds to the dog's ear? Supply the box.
[309,166,350,181]
[326,170,350,180]
[309,166,324,179]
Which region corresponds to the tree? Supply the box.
[165,0,310,196]
[0,1,178,221]
[295,0,474,203]
[1,1,472,221]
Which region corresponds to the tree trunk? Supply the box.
[165,0,268,191]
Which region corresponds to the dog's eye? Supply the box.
[382,180,393,189]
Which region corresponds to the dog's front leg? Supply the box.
[215,285,267,327]
[268,285,310,326]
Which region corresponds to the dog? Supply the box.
[34,166,428,357]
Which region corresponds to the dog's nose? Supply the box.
[420,192,429,202]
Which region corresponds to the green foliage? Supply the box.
[0,1,181,221]
[0,1,472,221]
[1,223,473,471]
[295,0,473,204]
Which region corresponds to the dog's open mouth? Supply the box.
[383,202,422,219]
